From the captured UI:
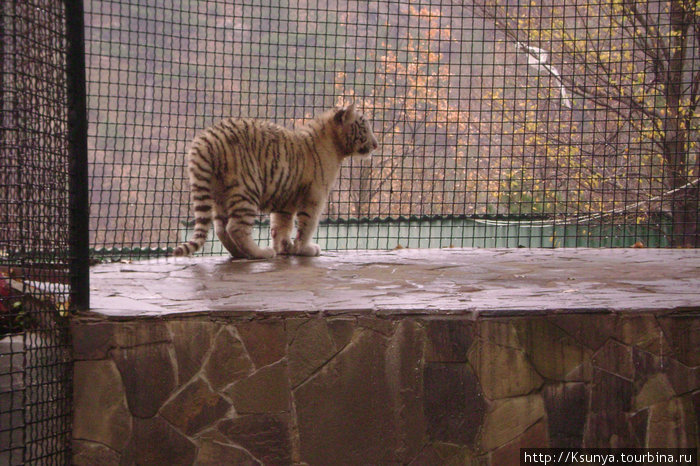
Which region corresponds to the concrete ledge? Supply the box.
[89,248,700,317]
[73,249,700,464]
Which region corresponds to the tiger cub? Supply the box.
[173,104,379,259]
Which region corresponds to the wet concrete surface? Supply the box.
[88,248,700,318]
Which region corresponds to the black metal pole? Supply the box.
[65,0,89,311]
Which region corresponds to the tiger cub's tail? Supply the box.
[173,145,215,257]
[172,211,213,256]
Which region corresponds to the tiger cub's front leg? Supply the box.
[271,211,294,255]
[292,200,322,257]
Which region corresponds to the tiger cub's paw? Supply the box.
[293,242,321,257]
[274,238,294,255]
[249,247,276,260]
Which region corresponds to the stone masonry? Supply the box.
[72,248,700,464]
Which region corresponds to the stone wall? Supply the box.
[72,312,700,465]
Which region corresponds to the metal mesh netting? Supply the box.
[0,1,75,464]
[0,1,695,463]
[85,0,699,255]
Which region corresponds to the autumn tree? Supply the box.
[476,0,700,246]
[332,5,482,219]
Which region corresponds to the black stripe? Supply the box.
[229,207,257,218]
[226,191,256,207]
[208,127,227,151]
[207,129,229,173]
[190,170,210,182]
[191,182,210,192]
[233,218,254,227]
[200,134,217,159]
[189,157,212,175]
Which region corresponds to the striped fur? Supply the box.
[173,104,378,259]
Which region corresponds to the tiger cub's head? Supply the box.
[334,104,379,160]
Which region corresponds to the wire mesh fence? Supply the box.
[0,1,78,464]
[85,0,699,258]
[0,0,697,462]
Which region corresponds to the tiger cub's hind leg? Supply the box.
[214,215,246,258]
[225,204,276,259]
[292,200,322,257]
[271,211,294,255]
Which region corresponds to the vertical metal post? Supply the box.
[65,0,89,311]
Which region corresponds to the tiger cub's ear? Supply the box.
[334,104,357,125]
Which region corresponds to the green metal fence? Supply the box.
[178,215,670,255]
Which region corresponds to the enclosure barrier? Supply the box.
[2,0,700,464]
[73,249,700,464]
[85,0,699,256]
[1,0,89,464]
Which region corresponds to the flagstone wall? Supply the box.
[71,312,699,465]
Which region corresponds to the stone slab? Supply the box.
[88,248,700,318]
